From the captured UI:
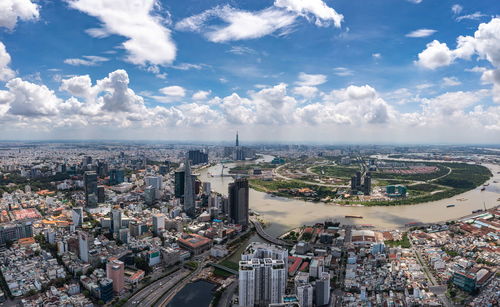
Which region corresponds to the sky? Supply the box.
[0,0,499,144]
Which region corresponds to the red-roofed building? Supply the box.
[178,233,213,255]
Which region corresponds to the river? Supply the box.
[167,280,216,307]
[197,155,500,237]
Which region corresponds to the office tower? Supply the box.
[183,159,195,217]
[78,231,90,263]
[84,171,98,208]
[111,209,122,234]
[229,178,249,228]
[72,207,84,227]
[97,161,108,177]
[188,149,209,165]
[174,169,185,198]
[118,228,129,244]
[109,169,125,185]
[363,173,371,195]
[99,278,114,302]
[97,185,105,203]
[152,214,165,235]
[82,156,92,167]
[234,132,245,161]
[314,272,331,306]
[144,186,155,206]
[144,176,162,190]
[239,243,287,307]
[106,258,125,293]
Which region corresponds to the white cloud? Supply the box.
[170,63,205,70]
[456,12,486,22]
[66,0,176,66]
[296,72,327,86]
[273,0,343,28]
[465,66,488,73]
[372,53,381,59]
[442,77,461,87]
[451,4,463,15]
[64,55,109,66]
[192,90,211,100]
[0,42,15,81]
[407,0,423,3]
[416,40,454,69]
[0,78,61,117]
[333,67,353,76]
[160,86,185,97]
[176,5,297,43]
[0,0,39,30]
[292,86,318,99]
[227,46,257,55]
[405,29,437,38]
[176,0,343,43]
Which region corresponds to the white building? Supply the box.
[152,214,165,235]
[295,272,313,307]
[72,207,84,227]
[144,176,162,190]
[78,231,90,263]
[239,243,288,307]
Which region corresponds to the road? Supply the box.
[273,164,349,188]
[251,218,293,247]
[155,262,204,307]
[124,268,190,307]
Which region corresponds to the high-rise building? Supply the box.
[295,277,313,307]
[229,178,249,228]
[183,159,195,217]
[144,185,156,206]
[0,222,33,246]
[111,209,122,234]
[144,176,162,190]
[99,278,114,302]
[109,169,125,185]
[84,171,98,208]
[72,207,84,227]
[239,243,287,307]
[314,272,331,306]
[152,214,165,235]
[97,185,105,203]
[188,149,209,165]
[174,169,185,198]
[97,161,108,177]
[78,231,90,263]
[106,258,125,294]
[234,132,245,161]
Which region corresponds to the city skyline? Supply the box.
[0,1,499,143]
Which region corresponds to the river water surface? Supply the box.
[198,155,500,237]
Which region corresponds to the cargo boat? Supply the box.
[345,215,363,219]
[472,209,484,214]
[446,204,455,208]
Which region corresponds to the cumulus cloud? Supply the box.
[296,72,327,86]
[292,86,318,99]
[442,77,461,87]
[416,40,454,69]
[64,55,109,66]
[176,0,342,42]
[66,0,176,66]
[405,29,437,38]
[0,0,39,30]
[333,67,353,76]
[0,42,15,81]
[192,90,211,100]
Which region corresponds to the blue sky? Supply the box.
[0,0,499,143]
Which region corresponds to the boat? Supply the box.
[456,198,467,201]
[472,209,484,214]
[481,187,486,191]
[345,215,363,219]
[446,204,455,208]
[484,183,490,186]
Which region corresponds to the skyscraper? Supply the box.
[72,207,84,227]
[78,231,90,263]
[152,214,165,235]
[144,176,162,190]
[183,158,195,217]
[111,208,122,234]
[84,171,98,208]
[188,149,209,165]
[174,169,185,198]
[106,258,125,294]
[109,169,125,185]
[229,178,249,228]
[314,272,331,306]
[239,243,287,307]
[234,132,245,161]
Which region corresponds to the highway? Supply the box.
[251,218,293,247]
[155,262,204,307]
[124,268,190,307]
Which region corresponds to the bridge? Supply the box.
[251,218,293,247]
[209,263,238,275]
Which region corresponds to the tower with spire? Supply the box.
[236,131,239,147]
[234,131,245,161]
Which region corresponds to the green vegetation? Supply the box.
[372,164,449,181]
[384,233,411,248]
[311,165,360,178]
[408,183,441,192]
[213,268,234,277]
[219,260,239,271]
[229,163,277,173]
[184,261,198,270]
[249,179,337,201]
[435,163,491,189]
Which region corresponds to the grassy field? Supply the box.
[310,165,360,178]
[249,179,338,200]
[384,233,411,248]
[371,164,449,181]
